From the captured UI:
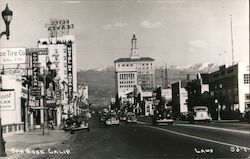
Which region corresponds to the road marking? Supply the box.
[175,123,250,135]
[138,121,250,150]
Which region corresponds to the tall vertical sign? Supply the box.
[32,52,39,87]
[67,42,73,102]
[31,52,41,96]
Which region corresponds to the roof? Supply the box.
[114,57,155,63]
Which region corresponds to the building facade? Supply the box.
[171,80,188,117]
[114,34,155,100]
[209,63,250,119]
[37,35,77,125]
[1,75,24,136]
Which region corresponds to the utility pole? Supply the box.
[0,78,6,156]
[42,67,49,135]
[218,53,222,66]
[230,14,235,65]
[165,64,168,89]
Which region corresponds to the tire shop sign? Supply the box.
[0,48,26,64]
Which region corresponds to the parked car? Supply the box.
[188,106,212,124]
[105,111,120,127]
[99,111,107,122]
[126,112,137,123]
[63,117,74,131]
[70,115,90,134]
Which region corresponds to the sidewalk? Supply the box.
[2,127,70,158]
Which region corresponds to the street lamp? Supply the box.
[0,4,12,157]
[215,83,222,122]
[0,4,13,40]
[42,60,52,135]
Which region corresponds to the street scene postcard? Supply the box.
[0,0,249,158]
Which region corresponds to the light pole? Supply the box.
[42,60,52,135]
[0,4,13,157]
[216,83,222,122]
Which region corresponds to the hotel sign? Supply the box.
[67,42,73,101]
[46,19,74,37]
[0,48,26,64]
[0,91,15,111]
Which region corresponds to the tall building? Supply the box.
[114,34,155,100]
[209,63,250,116]
[171,80,188,117]
[37,35,77,123]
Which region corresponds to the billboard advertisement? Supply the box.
[0,48,26,64]
[0,91,15,111]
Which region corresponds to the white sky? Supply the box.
[0,0,249,70]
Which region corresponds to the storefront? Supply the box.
[1,75,24,137]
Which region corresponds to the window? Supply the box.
[245,94,250,100]
[244,74,250,84]
[126,64,129,67]
[227,69,234,74]
[130,64,133,66]
[122,64,125,67]
[118,64,120,67]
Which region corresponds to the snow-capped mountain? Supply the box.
[178,62,219,72]
[156,62,219,73]
[79,62,219,73]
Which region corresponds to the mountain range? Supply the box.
[77,62,219,107]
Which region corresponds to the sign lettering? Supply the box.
[0,91,15,111]
[0,48,26,64]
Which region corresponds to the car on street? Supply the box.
[126,112,137,123]
[105,111,120,127]
[188,106,212,124]
[152,107,174,125]
[70,115,90,134]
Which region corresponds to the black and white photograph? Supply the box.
[0,0,249,158]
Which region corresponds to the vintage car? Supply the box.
[126,112,137,123]
[188,106,212,124]
[70,115,90,134]
[152,107,174,126]
[105,111,120,127]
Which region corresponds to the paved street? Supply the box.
[20,115,250,159]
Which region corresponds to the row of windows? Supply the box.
[120,81,135,84]
[119,74,135,80]
[117,63,153,67]
[244,74,250,84]
[120,85,135,88]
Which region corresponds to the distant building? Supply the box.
[171,80,188,117]
[114,34,155,100]
[161,88,172,103]
[78,84,88,101]
[209,63,250,119]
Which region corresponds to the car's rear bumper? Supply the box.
[155,119,174,123]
